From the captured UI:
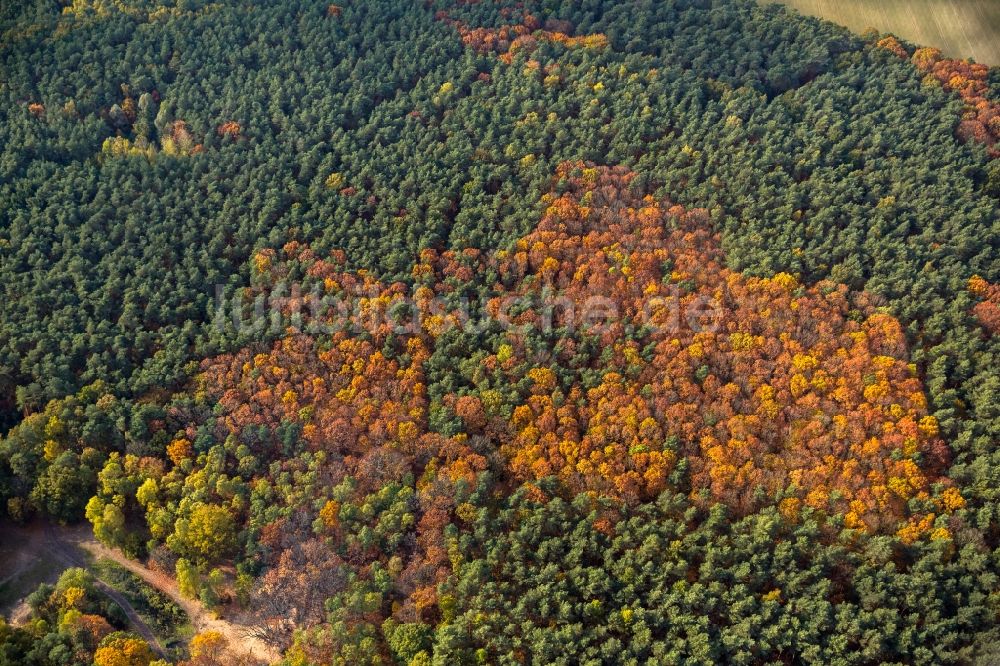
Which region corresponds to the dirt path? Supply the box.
[48,526,280,664]
[43,525,168,661]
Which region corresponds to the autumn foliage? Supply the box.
[220,162,957,539]
[874,36,908,60]
[909,47,1000,157]
[193,245,488,618]
[204,253,483,484]
[871,37,999,157]
[439,11,608,63]
[93,633,155,666]
[477,163,954,536]
[217,120,241,138]
[969,275,1000,335]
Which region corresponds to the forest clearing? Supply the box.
[0,522,275,664]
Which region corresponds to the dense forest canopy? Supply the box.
[1,0,999,664]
